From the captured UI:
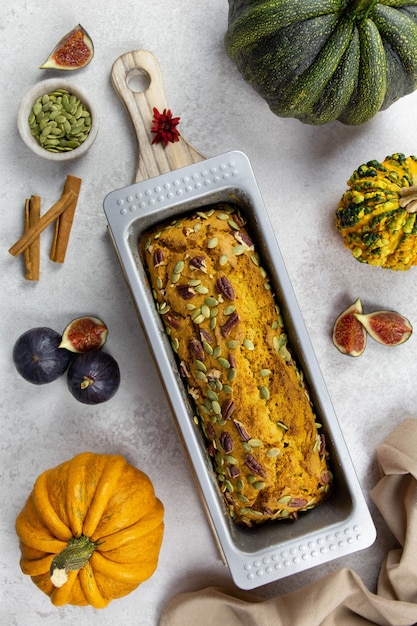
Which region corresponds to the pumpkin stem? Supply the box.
[347,0,379,20]
[50,535,97,588]
[399,184,417,213]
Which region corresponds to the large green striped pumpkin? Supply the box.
[225,0,417,125]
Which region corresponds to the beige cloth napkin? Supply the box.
[160,418,417,626]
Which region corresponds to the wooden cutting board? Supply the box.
[111,50,206,184]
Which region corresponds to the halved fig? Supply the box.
[332,298,367,357]
[60,316,108,353]
[40,24,94,70]
[354,310,413,346]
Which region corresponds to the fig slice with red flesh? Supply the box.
[332,298,367,357]
[40,24,94,70]
[354,310,413,346]
[60,316,108,353]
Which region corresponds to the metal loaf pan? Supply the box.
[103,148,376,590]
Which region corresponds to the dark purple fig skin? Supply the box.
[13,327,72,385]
[67,351,120,404]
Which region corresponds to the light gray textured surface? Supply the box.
[1,1,416,624]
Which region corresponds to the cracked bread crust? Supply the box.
[140,203,332,527]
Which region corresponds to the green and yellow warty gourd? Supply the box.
[225,0,417,125]
[335,153,417,269]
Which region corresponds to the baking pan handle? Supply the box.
[111,50,205,183]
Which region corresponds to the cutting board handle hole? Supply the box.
[126,69,151,93]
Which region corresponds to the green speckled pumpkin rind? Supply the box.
[225,0,417,125]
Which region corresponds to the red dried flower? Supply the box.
[151,107,181,146]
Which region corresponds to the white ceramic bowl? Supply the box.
[17,78,99,161]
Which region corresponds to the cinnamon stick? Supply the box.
[23,195,41,280]
[23,199,31,276]
[50,175,82,263]
[8,191,76,257]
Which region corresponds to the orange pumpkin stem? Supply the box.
[50,535,97,588]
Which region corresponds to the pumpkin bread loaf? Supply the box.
[140,203,332,527]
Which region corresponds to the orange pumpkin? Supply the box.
[15,452,164,608]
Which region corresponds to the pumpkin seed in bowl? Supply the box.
[17,78,99,161]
